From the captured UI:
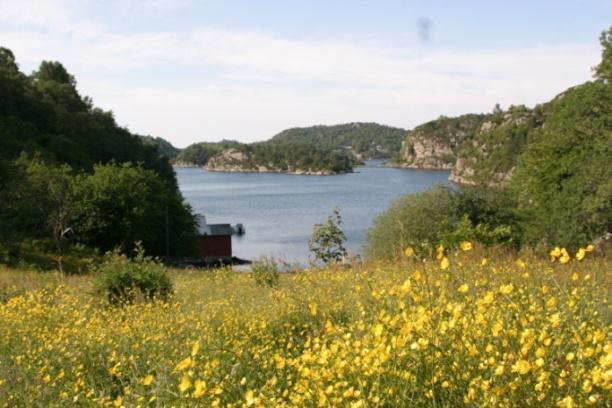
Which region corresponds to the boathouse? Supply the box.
[196,215,244,263]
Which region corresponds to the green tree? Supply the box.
[509,80,612,249]
[594,26,612,83]
[1,156,79,271]
[76,163,196,258]
[309,208,347,264]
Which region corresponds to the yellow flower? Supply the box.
[178,375,192,393]
[585,244,595,252]
[113,396,123,408]
[460,241,473,251]
[141,375,154,386]
[515,259,526,268]
[193,380,206,398]
[557,396,575,408]
[481,258,488,266]
[458,284,469,293]
[436,244,445,260]
[245,390,256,407]
[191,340,200,357]
[174,357,193,372]
[575,248,586,261]
[308,303,318,316]
[404,246,415,257]
[512,359,531,375]
[499,283,514,295]
[440,256,450,270]
[559,248,570,264]
[549,246,562,260]
[400,279,411,294]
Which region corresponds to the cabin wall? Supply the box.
[197,235,232,259]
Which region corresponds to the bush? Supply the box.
[365,186,521,260]
[94,243,173,305]
[365,187,459,259]
[251,256,283,288]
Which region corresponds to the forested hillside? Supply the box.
[374,27,612,252]
[173,122,404,171]
[394,29,612,193]
[173,140,241,166]
[0,47,196,267]
[270,122,406,160]
[140,135,180,160]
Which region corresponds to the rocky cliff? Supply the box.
[397,114,485,171]
[394,107,545,187]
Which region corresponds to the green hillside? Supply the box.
[0,47,196,263]
[270,122,406,159]
[140,135,180,159]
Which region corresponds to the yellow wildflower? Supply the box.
[512,359,531,375]
[575,248,586,261]
[141,375,154,386]
[404,246,415,257]
[309,303,318,316]
[440,256,450,270]
[460,241,473,251]
[191,340,200,357]
[193,380,206,398]
[559,248,570,264]
[436,244,445,260]
[178,375,192,393]
[549,246,562,260]
[174,357,193,372]
[458,284,469,293]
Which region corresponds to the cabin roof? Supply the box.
[203,224,234,236]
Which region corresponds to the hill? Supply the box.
[173,140,242,166]
[0,47,196,259]
[176,123,404,174]
[270,122,406,160]
[139,135,180,160]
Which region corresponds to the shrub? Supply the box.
[365,186,521,260]
[251,256,283,288]
[308,208,347,264]
[94,243,173,305]
[365,187,459,259]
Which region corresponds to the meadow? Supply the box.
[0,248,610,407]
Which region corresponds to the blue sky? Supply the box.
[1,0,609,147]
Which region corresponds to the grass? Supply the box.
[0,247,610,407]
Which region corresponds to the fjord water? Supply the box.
[176,161,450,263]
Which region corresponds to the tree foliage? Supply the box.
[309,208,348,264]
[270,122,406,160]
[0,47,196,262]
[509,80,612,249]
[594,25,612,83]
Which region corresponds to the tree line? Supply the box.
[0,47,196,269]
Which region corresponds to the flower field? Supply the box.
[0,250,610,407]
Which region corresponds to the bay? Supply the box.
[176,161,450,264]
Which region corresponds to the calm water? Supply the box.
[176,161,450,263]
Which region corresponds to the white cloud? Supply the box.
[0,3,602,146]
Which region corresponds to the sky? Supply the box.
[1,0,609,147]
